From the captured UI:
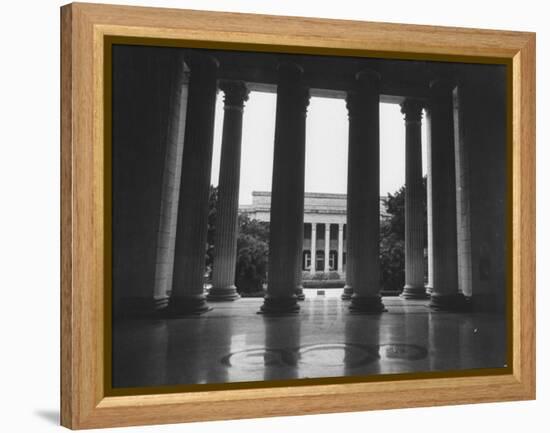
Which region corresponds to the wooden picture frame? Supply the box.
[60,2,535,429]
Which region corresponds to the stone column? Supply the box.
[295,223,305,301]
[310,223,317,275]
[341,226,354,301]
[346,69,386,313]
[324,223,331,272]
[401,99,429,299]
[208,81,249,301]
[260,62,310,314]
[453,84,473,298]
[427,79,466,311]
[169,53,218,315]
[337,223,344,273]
[426,119,434,295]
[152,58,189,312]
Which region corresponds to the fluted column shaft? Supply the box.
[427,79,466,311]
[310,223,317,274]
[295,222,305,300]
[341,222,353,300]
[337,224,344,272]
[152,57,189,311]
[208,81,249,301]
[346,69,386,313]
[260,62,310,314]
[324,224,331,271]
[401,99,429,299]
[426,120,434,294]
[169,54,218,315]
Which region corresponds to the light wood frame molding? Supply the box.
[60,2,535,429]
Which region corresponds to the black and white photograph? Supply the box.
[1,0,546,431]
[111,45,508,390]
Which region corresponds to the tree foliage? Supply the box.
[235,214,270,293]
[206,186,269,293]
[205,185,218,279]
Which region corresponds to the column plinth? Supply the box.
[427,79,465,311]
[168,294,212,315]
[400,99,429,300]
[349,294,386,313]
[260,295,300,315]
[260,62,310,315]
[341,286,353,300]
[208,81,249,302]
[429,293,470,311]
[346,69,386,313]
[169,53,218,316]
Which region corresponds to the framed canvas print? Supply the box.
[60,2,536,429]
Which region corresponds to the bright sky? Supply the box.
[211,92,427,205]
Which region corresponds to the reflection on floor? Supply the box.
[112,297,507,388]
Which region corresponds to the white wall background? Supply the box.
[0,0,546,431]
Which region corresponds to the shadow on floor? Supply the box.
[34,409,59,425]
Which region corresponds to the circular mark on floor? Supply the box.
[222,343,380,369]
[379,344,428,361]
[298,343,379,368]
[222,343,427,369]
[221,348,285,369]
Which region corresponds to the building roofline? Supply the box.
[252,190,347,199]
[250,191,389,200]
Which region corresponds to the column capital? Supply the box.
[277,61,310,113]
[346,68,381,117]
[220,80,249,111]
[429,78,456,101]
[277,61,304,81]
[400,99,424,123]
[185,52,219,76]
[355,68,381,87]
[177,57,191,84]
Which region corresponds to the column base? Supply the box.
[349,295,387,313]
[166,295,212,316]
[341,285,353,300]
[114,296,169,319]
[429,293,470,312]
[206,286,240,302]
[154,295,169,310]
[401,285,430,300]
[259,295,300,315]
[295,287,305,301]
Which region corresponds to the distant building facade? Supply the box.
[240,191,387,275]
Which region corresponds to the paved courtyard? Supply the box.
[112,296,507,388]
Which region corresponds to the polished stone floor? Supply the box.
[112,296,507,388]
